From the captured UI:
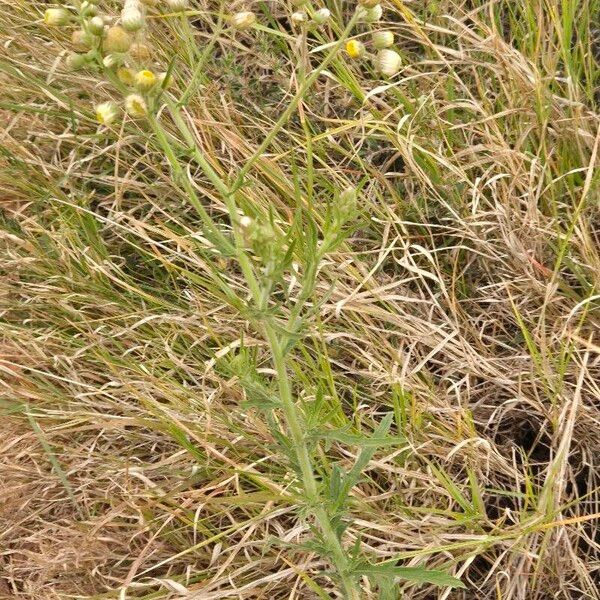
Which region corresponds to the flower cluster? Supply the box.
[42,0,170,126]
[42,0,269,126]
[288,2,334,30]
[344,0,402,77]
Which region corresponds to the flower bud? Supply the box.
[230,11,256,29]
[65,52,87,70]
[88,16,105,35]
[313,8,331,24]
[122,10,144,31]
[71,29,92,51]
[135,69,156,90]
[80,1,98,17]
[125,93,148,117]
[44,8,70,27]
[358,3,382,22]
[371,30,394,49]
[103,54,121,68]
[345,39,365,59]
[166,0,188,11]
[117,66,136,85]
[375,48,401,77]
[122,0,145,31]
[359,0,380,7]
[129,42,151,62]
[95,101,119,125]
[103,26,132,53]
[239,215,253,229]
[291,12,307,25]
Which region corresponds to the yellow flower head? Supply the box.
[345,40,365,59]
[125,93,148,118]
[117,67,136,86]
[135,69,156,91]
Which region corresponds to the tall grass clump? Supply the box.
[1,0,599,598]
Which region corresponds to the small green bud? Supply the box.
[313,8,331,24]
[122,0,145,31]
[80,1,98,17]
[357,3,382,22]
[65,52,87,70]
[88,16,105,35]
[117,66,136,86]
[72,29,92,51]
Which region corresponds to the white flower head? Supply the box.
[95,101,119,125]
[166,0,188,12]
[375,48,401,77]
[358,3,382,22]
[291,11,307,25]
[44,8,70,27]
[313,8,331,24]
[230,11,256,29]
[125,93,148,118]
[372,30,394,49]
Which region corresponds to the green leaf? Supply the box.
[356,563,466,589]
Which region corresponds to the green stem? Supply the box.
[147,17,362,594]
[265,325,360,599]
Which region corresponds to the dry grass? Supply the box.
[1,0,599,598]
